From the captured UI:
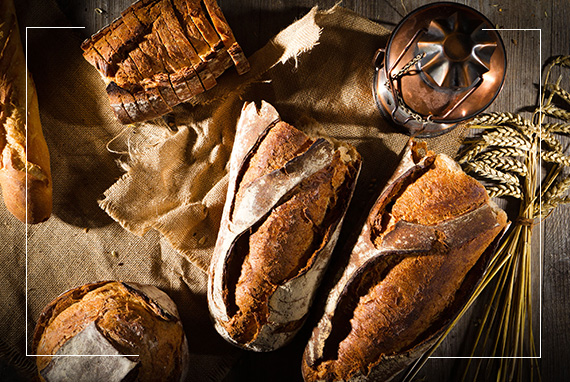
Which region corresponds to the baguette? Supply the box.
[81,0,249,124]
[0,0,52,223]
[302,139,508,381]
[208,101,361,351]
[33,281,189,382]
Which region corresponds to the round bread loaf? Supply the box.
[32,281,189,382]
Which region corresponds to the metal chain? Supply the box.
[385,53,432,125]
[391,52,425,81]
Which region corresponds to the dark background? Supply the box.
[48,0,570,381]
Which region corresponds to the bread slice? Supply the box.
[82,0,250,124]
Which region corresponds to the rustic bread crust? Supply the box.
[208,101,361,351]
[302,139,508,382]
[0,0,52,223]
[32,281,189,382]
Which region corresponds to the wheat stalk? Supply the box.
[484,125,526,138]
[542,104,570,121]
[538,196,570,219]
[462,132,532,155]
[457,144,485,164]
[476,147,528,160]
[541,151,570,166]
[543,176,570,200]
[464,161,521,185]
[547,83,570,106]
[473,128,532,150]
[540,130,564,152]
[486,184,523,199]
[537,177,570,218]
[544,122,570,134]
[459,146,527,165]
[468,112,532,128]
[478,157,528,176]
[550,55,570,68]
[403,54,570,382]
[414,55,570,382]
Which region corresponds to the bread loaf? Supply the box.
[81,0,250,124]
[208,101,361,351]
[0,0,52,223]
[33,281,189,382]
[302,139,508,381]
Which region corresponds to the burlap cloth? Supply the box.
[0,1,466,380]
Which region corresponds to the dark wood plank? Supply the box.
[542,1,570,382]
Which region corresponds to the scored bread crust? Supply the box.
[0,0,52,223]
[81,0,250,124]
[302,139,508,382]
[32,281,189,382]
[208,101,361,351]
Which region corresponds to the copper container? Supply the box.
[373,2,506,137]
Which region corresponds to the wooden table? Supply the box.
[54,0,569,381]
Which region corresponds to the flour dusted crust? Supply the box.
[208,101,361,351]
[0,0,52,223]
[302,139,508,382]
[81,0,250,124]
[32,281,189,382]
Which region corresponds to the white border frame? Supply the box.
[23,28,543,361]
[25,26,138,358]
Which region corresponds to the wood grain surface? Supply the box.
[54,0,569,381]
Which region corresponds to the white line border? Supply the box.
[430,28,543,360]
[24,28,543,361]
[25,26,137,358]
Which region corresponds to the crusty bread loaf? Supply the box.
[208,101,361,351]
[302,139,508,382]
[0,0,52,224]
[33,281,189,382]
[81,0,249,124]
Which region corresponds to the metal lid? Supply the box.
[373,2,506,137]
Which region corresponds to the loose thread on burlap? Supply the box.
[106,124,134,155]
